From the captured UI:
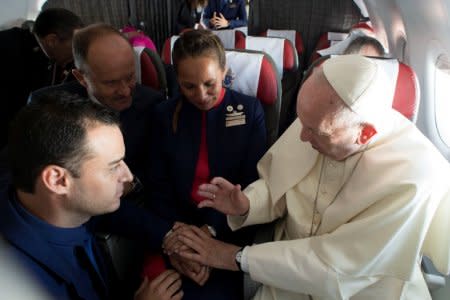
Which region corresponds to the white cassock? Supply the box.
[228,55,450,300]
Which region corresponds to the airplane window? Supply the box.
[434,54,450,147]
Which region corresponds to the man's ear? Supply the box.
[40,165,71,195]
[72,69,88,88]
[358,123,377,145]
[42,33,59,50]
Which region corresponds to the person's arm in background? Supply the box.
[202,2,214,28]
[174,3,195,34]
[227,0,248,28]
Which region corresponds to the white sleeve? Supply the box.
[228,178,286,230]
[246,237,383,299]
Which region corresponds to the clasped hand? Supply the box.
[163,223,213,286]
[209,12,230,29]
[163,178,248,273]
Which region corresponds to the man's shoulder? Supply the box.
[133,84,165,105]
[29,81,86,104]
[366,119,450,184]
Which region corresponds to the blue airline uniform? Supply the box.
[203,0,247,29]
[0,186,172,300]
[146,88,267,300]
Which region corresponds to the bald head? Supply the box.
[73,23,133,72]
[72,23,137,112]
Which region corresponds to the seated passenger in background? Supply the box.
[203,0,247,29]
[171,55,450,300]
[143,29,267,300]
[174,0,209,34]
[0,8,83,149]
[343,35,385,56]
[0,93,182,300]
[30,23,164,185]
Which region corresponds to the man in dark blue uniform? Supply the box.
[0,8,83,149]
[203,0,248,29]
[30,23,164,184]
[0,93,182,300]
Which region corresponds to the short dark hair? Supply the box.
[8,91,120,193]
[343,36,385,56]
[172,29,226,73]
[72,23,131,71]
[33,8,83,40]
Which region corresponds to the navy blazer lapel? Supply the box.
[180,100,202,189]
[206,100,225,179]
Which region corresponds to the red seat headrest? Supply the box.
[393,63,420,121]
[261,29,305,59]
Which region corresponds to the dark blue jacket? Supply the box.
[0,27,74,149]
[0,185,172,300]
[203,0,247,29]
[29,81,164,184]
[174,0,203,34]
[147,89,266,243]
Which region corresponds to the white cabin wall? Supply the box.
[365,0,450,159]
[0,0,44,29]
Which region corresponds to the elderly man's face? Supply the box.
[296,71,363,161]
[74,34,136,112]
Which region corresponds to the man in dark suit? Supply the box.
[0,8,83,149]
[30,23,164,183]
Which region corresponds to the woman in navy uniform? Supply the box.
[144,29,266,299]
[203,0,247,29]
[174,0,209,34]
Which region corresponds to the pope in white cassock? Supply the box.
[169,54,450,300]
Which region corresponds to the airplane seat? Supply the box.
[161,35,179,65]
[392,62,420,122]
[133,46,168,98]
[161,35,182,97]
[236,35,299,75]
[235,36,299,137]
[308,33,332,66]
[308,22,375,67]
[308,31,350,66]
[96,184,147,299]
[212,29,246,49]
[225,49,281,146]
[421,188,450,292]
[350,21,375,33]
[122,25,157,52]
[260,29,305,68]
